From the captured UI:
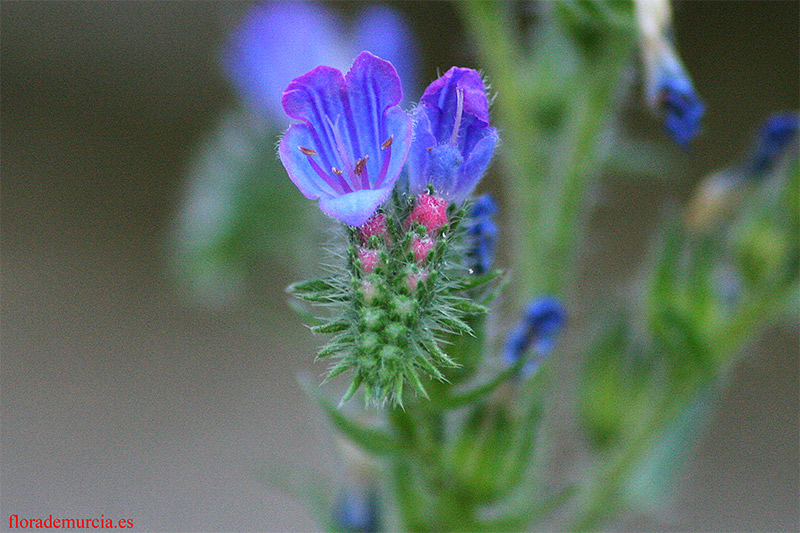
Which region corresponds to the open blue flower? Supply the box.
[407,67,498,203]
[223,2,418,122]
[278,52,412,226]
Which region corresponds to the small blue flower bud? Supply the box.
[334,485,379,532]
[503,297,566,375]
[745,111,799,177]
[465,194,499,275]
[635,0,704,146]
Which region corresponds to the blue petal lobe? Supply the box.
[279,124,337,199]
[453,128,498,203]
[318,186,394,226]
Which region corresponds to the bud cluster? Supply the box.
[290,191,490,407]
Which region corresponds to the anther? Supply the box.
[332,167,343,175]
[354,155,369,176]
[299,146,317,156]
[381,135,394,149]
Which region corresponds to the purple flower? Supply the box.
[223,2,418,122]
[503,297,566,375]
[278,52,412,226]
[407,67,498,204]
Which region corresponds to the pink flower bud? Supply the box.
[411,236,435,264]
[357,213,390,245]
[359,248,379,273]
[406,193,448,234]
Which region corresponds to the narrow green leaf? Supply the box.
[299,378,401,456]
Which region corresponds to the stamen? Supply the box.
[326,115,357,183]
[354,155,369,177]
[299,146,317,156]
[449,87,465,146]
[381,135,394,150]
[332,167,343,175]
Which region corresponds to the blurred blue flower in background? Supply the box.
[465,194,499,275]
[223,1,418,122]
[635,0,704,146]
[334,484,380,532]
[745,111,799,177]
[407,67,499,203]
[504,297,566,375]
[278,52,412,226]
[655,64,704,146]
[687,111,799,229]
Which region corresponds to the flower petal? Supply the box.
[420,67,490,142]
[454,128,499,203]
[318,185,394,226]
[278,123,338,199]
[344,52,405,183]
[407,108,436,195]
[380,106,413,188]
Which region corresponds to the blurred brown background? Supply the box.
[2,1,798,531]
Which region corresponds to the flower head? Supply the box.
[223,2,418,121]
[407,67,498,203]
[279,52,412,226]
[504,297,566,375]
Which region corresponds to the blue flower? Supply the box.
[635,0,704,146]
[278,52,412,226]
[334,485,379,532]
[465,194,499,275]
[655,59,705,146]
[503,297,566,375]
[745,111,799,177]
[223,2,418,122]
[407,67,499,204]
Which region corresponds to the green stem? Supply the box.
[459,0,544,305]
[570,384,694,531]
[534,33,634,293]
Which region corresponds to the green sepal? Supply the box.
[310,320,350,334]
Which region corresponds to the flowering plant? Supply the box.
[176,1,799,530]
